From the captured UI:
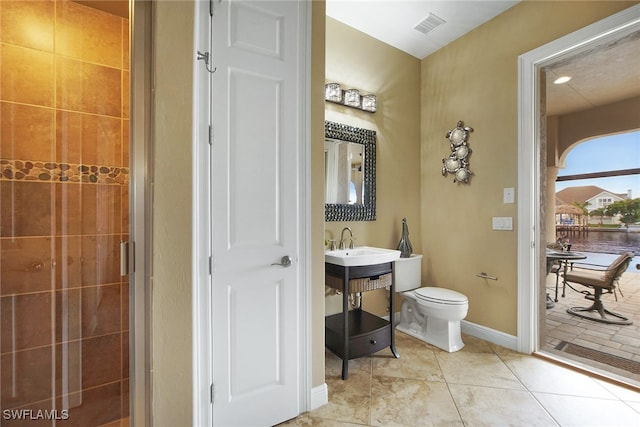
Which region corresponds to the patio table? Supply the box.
[546,250,587,306]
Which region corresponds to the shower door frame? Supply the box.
[129,0,153,425]
[0,0,150,424]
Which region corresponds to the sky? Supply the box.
[555,131,640,199]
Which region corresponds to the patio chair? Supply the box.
[564,251,634,325]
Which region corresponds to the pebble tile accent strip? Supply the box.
[0,159,129,185]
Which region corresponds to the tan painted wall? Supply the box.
[152,1,194,425]
[420,1,636,336]
[324,18,422,317]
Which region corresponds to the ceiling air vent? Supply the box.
[414,13,446,36]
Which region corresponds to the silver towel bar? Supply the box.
[476,272,498,280]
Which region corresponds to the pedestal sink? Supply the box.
[325,246,401,266]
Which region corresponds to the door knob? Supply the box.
[271,255,293,267]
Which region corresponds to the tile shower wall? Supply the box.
[0,1,129,425]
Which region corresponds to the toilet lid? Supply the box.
[414,287,468,305]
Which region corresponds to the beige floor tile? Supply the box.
[388,330,444,354]
[534,392,640,427]
[299,324,640,427]
[372,340,444,382]
[394,330,434,349]
[594,379,640,402]
[449,384,557,426]
[370,377,462,427]
[501,354,619,399]
[436,351,525,390]
[309,371,371,425]
[626,400,640,413]
[325,348,372,379]
[488,342,524,357]
[278,414,365,426]
[457,334,496,354]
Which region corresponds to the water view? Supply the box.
[562,229,640,256]
[558,230,640,273]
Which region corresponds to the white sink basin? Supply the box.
[325,246,401,267]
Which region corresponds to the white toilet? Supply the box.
[393,254,469,352]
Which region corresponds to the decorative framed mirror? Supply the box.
[324,121,376,221]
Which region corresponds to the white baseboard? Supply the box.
[393,312,518,351]
[309,383,328,411]
[461,319,518,351]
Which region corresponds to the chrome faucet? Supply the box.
[339,227,354,250]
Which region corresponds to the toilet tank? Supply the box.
[393,254,423,292]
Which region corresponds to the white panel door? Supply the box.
[210,1,306,425]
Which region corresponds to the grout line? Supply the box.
[432,347,466,425]
[526,391,563,426]
[495,349,564,426]
[442,379,465,426]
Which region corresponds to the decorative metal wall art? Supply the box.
[442,120,473,183]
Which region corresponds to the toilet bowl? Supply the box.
[393,254,469,352]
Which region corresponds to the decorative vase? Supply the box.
[397,217,413,258]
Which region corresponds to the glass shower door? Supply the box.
[1,1,130,425]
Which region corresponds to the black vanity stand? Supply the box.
[325,261,400,380]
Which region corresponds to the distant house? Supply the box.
[556,185,630,224]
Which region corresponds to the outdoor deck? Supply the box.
[542,269,640,387]
[555,224,590,233]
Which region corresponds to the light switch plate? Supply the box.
[503,187,515,204]
[492,217,513,230]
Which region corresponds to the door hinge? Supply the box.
[210,383,214,403]
[208,256,213,275]
[208,125,213,145]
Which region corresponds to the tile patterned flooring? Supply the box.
[542,270,640,385]
[285,327,640,426]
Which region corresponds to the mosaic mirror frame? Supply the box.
[324,120,376,221]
